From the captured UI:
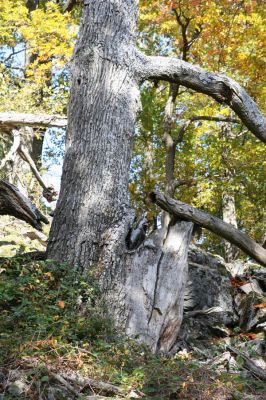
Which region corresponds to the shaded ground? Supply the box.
[0,256,265,399]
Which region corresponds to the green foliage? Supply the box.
[1,257,265,399]
[0,257,113,365]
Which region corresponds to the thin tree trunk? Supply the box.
[220,121,238,262]
[222,193,238,261]
[161,83,179,229]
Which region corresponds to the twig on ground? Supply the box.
[227,345,266,381]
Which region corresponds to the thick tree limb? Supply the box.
[149,191,266,267]
[0,112,67,129]
[0,180,49,231]
[137,55,266,143]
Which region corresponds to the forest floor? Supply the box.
[0,254,266,400]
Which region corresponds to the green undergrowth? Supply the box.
[0,257,265,399]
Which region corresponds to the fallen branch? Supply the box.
[149,191,266,267]
[48,371,80,396]
[227,345,266,381]
[0,180,48,230]
[185,306,226,318]
[60,371,124,396]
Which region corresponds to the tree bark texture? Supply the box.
[150,191,266,267]
[48,0,141,266]
[47,1,194,352]
[124,221,193,352]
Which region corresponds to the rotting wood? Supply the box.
[150,191,266,267]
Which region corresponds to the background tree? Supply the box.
[0,0,77,199]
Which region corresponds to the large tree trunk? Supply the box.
[47,1,266,352]
[47,0,140,267]
[47,0,193,353]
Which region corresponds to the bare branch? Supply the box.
[137,55,266,143]
[0,112,67,130]
[190,115,240,124]
[18,145,57,202]
[0,129,21,170]
[149,191,266,267]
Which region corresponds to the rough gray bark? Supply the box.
[150,191,266,266]
[0,180,48,230]
[48,0,140,267]
[47,1,195,352]
[137,55,266,143]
